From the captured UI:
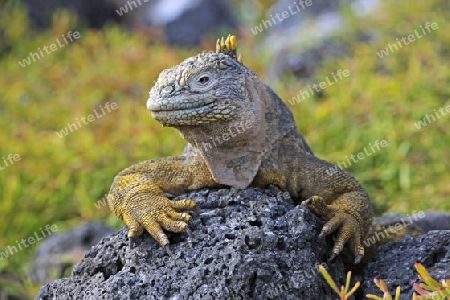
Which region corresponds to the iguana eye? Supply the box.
[198,76,209,84]
[189,71,216,91]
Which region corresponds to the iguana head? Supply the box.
[147,35,297,189]
[147,35,245,127]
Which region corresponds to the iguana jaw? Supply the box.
[148,100,237,126]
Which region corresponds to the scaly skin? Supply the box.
[108,35,373,264]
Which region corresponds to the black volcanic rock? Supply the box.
[361,230,450,299]
[36,186,345,299]
[35,187,450,299]
[29,222,112,286]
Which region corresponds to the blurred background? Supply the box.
[0,0,449,298]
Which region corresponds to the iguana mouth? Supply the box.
[149,101,237,126]
[149,103,215,117]
[146,98,215,112]
[150,103,216,119]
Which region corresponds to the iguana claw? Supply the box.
[129,236,137,249]
[354,254,363,265]
[184,227,193,238]
[328,253,337,264]
[164,245,174,257]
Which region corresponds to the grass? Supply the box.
[0,0,449,298]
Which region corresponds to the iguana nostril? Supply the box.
[161,85,174,95]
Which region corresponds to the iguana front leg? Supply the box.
[254,145,372,264]
[298,156,372,264]
[107,156,220,249]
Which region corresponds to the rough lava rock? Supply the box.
[29,222,112,286]
[361,230,450,299]
[36,186,345,299]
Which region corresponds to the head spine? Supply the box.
[216,34,242,64]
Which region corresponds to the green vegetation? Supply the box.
[319,262,449,299]
[0,0,448,298]
[319,266,360,299]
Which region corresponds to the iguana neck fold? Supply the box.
[180,74,297,189]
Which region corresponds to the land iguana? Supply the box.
[107,35,439,266]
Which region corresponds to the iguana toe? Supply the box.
[120,195,196,249]
[123,213,144,249]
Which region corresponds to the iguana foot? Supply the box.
[121,194,195,249]
[302,196,364,264]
